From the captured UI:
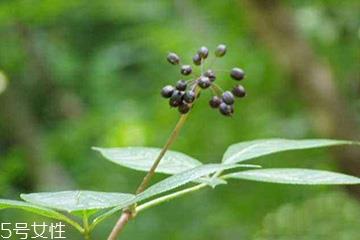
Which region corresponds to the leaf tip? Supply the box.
[91,146,102,152]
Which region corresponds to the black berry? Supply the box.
[204,70,216,82]
[198,46,209,59]
[209,96,221,108]
[183,91,196,103]
[193,54,201,66]
[161,85,175,98]
[222,91,235,105]
[176,80,187,91]
[232,85,246,97]
[219,102,234,116]
[167,52,180,65]
[180,65,192,75]
[197,76,211,89]
[230,68,245,80]
[215,44,227,57]
[178,103,190,114]
[169,90,183,107]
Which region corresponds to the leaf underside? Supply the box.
[225,168,360,185]
[0,199,83,232]
[222,139,356,164]
[93,146,202,174]
[0,199,71,221]
[131,164,240,204]
[20,190,135,213]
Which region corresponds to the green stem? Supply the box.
[212,83,224,93]
[82,211,91,240]
[135,113,190,194]
[63,218,84,234]
[107,86,200,239]
[136,183,207,213]
[107,115,189,240]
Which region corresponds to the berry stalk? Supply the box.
[108,87,200,240]
[135,112,190,194]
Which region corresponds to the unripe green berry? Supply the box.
[167,52,180,65]
[161,85,175,98]
[209,96,221,108]
[198,46,209,59]
[222,91,235,105]
[232,84,246,97]
[183,91,196,103]
[215,44,227,57]
[176,80,187,91]
[180,65,192,75]
[230,67,245,80]
[219,102,234,116]
[193,54,201,66]
[197,76,211,89]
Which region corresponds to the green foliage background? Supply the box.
[0,0,359,239]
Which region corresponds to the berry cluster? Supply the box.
[161,44,246,116]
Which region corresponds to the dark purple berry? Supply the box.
[198,46,209,59]
[193,54,201,66]
[180,65,192,75]
[183,91,196,103]
[197,76,211,89]
[215,44,227,57]
[232,85,246,97]
[161,85,175,98]
[204,70,216,82]
[169,90,183,107]
[230,68,245,80]
[167,52,180,65]
[176,80,187,91]
[178,103,190,114]
[222,91,235,105]
[209,96,221,108]
[219,102,234,116]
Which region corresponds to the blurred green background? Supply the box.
[0,0,359,239]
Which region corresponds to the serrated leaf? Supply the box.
[0,199,83,232]
[20,191,135,213]
[131,164,239,204]
[93,147,202,174]
[222,139,356,164]
[225,168,360,185]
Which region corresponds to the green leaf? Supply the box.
[93,147,202,174]
[0,199,83,232]
[90,207,121,230]
[0,199,71,220]
[222,139,357,164]
[195,165,261,187]
[132,164,239,204]
[194,177,227,187]
[20,191,135,213]
[225,168,360,185]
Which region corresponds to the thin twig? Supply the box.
[107,87,201,240]
[135,113,189,194]
[107,211,132,240]
[136,183,207,213]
